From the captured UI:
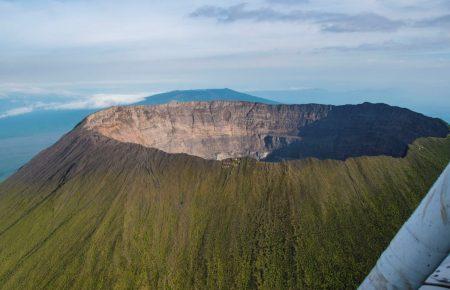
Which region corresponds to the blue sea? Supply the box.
[0,109,94,181]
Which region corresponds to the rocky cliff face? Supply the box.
[81,101,448,161]
[82,101,332,160]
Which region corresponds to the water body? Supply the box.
[0,132,63,180]
[0,109,94,181]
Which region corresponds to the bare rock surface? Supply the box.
[81,100,448,161]
[82,101,331,160]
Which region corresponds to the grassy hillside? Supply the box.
[0,132,448,289]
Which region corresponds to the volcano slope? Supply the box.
[0,101,449,289]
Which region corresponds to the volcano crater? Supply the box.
[80,101,448,161]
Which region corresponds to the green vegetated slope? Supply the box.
[0,131,449,289]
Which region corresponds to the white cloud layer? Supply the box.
[50,93,148,110]
[0,92,149,119]
[0,107,34,119]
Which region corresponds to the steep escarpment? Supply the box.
[82,101,448,161]
[83,101,332,160]
[267,102,450,160]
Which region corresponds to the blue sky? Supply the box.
[0,0,449,119]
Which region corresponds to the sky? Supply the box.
[0,0,449,119]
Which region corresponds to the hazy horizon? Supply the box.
[1,87,449,122]
[1,0,449,121]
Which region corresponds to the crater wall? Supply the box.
[82,101,448,161]
[83,101,332,160]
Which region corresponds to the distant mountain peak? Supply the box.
[135,88,278,106]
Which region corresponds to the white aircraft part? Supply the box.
[359,163,450,290]
[420,254,450,289]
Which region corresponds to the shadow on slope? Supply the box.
[265,102,449,161]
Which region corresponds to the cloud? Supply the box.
[0,106,33,119]
[266,0,309,5]
[190,4,329,23]
[416,14,450,27]
[320,13,403,33]
[0,83,77,97]
[190,4,403,32]
[319,38,450,53]
[0,0,449,116]
[190,4,283,23]
[0,92,149,119]
[50,93,148,110]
